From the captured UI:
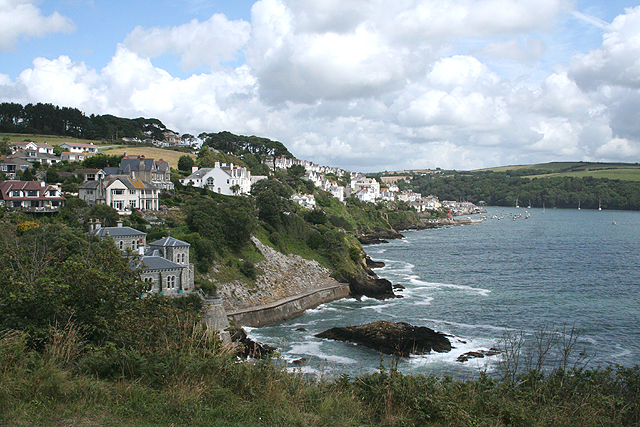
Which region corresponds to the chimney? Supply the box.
[138,245,144,256]
[117,220,123,227]
[95,219,101,231]
[191,165,198,173]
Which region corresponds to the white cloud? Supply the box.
[570,6,640,89]
[595,137,640,158]
[123,14,251,70]
[4,1,640,172]
[0,0,75,50]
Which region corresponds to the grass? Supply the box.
[102,145,196,169]
[478,161,640,181]
[1,132,107,147]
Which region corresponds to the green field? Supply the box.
[1,132,105,147]
[477,161,640,181]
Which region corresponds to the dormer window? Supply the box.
[27,190,38,197]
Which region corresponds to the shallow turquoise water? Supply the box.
[248,207,640,378]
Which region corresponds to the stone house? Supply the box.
[90,221,194,296]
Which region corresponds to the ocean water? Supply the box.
[247,207,640,378]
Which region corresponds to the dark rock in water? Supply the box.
[357,230,404,245]
[393,284,405,290]
[456,348,501,363]
[229,327,276,359]
[315,320,451,357]
[295,327,308,332]
[291,358,307,366]
[365,256,385,269]
[349,277,396,299]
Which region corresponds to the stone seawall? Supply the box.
[227,283,351,327]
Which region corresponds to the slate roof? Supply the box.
[93,226,146,238]
[139,255,185,271]
[149,236,190,247]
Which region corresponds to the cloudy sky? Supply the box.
[1,0,639,172]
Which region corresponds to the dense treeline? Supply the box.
[410,171,640,210]
[0,102,170,140]
[200,130,292,160]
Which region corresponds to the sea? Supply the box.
[247,206,640,379]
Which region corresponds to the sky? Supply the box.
[1,0,640,172]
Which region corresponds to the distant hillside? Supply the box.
[477,162,640,181]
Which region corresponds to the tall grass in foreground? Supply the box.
[1,325,639,427]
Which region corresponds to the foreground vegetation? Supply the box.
[1,323,639,427]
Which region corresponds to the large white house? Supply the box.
[180,162,259,195]
[78,174,159,213]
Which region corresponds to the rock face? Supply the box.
[215,236,342,311]
[315,320,452,357]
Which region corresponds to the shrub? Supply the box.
[239,260,256,280]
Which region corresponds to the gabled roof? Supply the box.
[184,168,213,179]
[104,175,157,191]
[0,181,64,201]
[149,236,190,248]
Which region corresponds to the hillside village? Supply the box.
[0,137,482,217]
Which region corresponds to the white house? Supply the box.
[180,162,254,196]
[350,176,381,201]
[78,175,159,213]
[59,142,99,154]
[292,193,316,209]
[10,141,54,155]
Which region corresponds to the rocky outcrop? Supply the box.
[365,256,385,269]
[229,327,276,359]
[357,230,404,245]
[348,276,396,299]
[456,348,501,363]
[315,320,452,357]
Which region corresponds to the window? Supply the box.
[11,190,20,197]
[167,276,176,289]
[206,177,214,186]
[119,241,124,250]
[129,200,137,208]
[129,190,136,195]
[112,189,124,195]
[112,200,123,210]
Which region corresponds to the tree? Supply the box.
[251,179,294,228]
[177,155,195,171]
[89,204,119,227]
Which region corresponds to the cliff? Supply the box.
[215,236,344,313]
